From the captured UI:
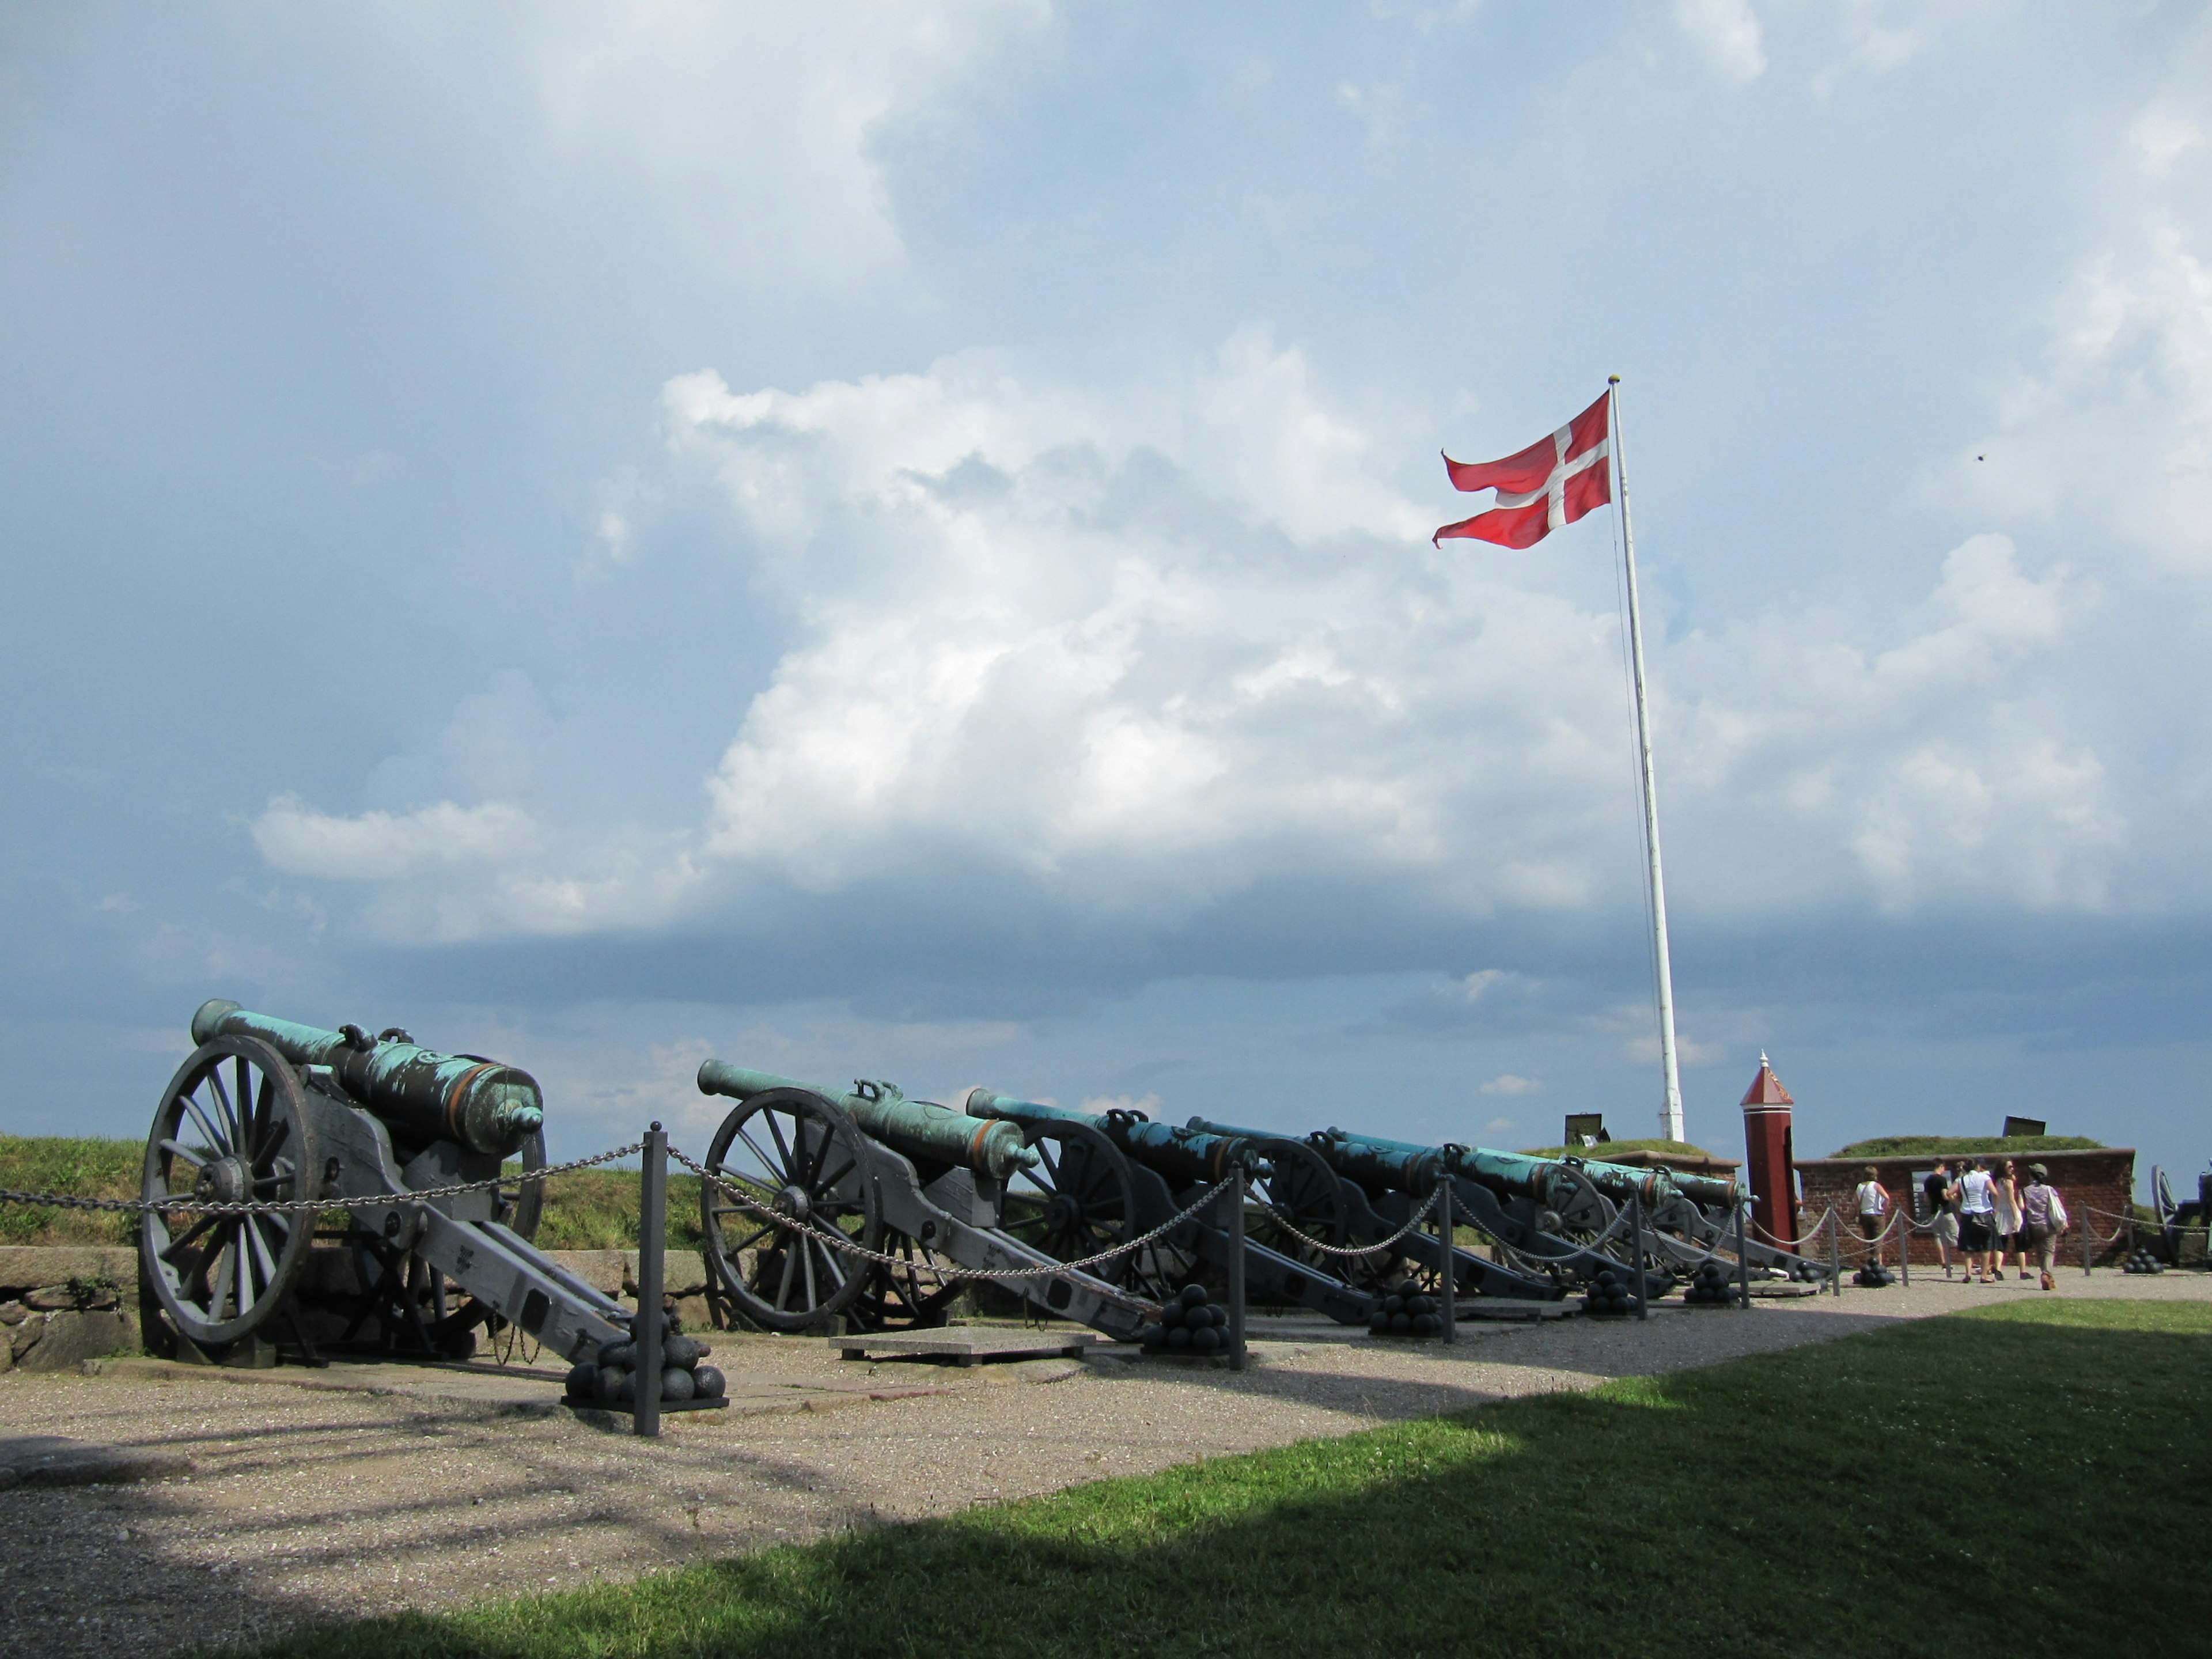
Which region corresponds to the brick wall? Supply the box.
[1790,1149,2137,1268]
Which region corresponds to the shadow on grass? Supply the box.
[221,1300,2212,1659]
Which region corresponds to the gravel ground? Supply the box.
[2,1270,2204,1658]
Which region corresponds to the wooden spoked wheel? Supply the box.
[1002,1119,1138,1279]
[700,1087,880,1331]
[140,1036,319,1350]
[1249,1137,1351,1272]
[846,1230,960,1331]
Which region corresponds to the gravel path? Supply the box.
[2,1271,2204,1658]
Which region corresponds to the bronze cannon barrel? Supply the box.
[189,999,543,1159]
[965,1090,1272,1187]
[697,1062,1038,1180]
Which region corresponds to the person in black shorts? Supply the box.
[1923,1161,1959,1277]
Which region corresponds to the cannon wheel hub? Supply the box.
[196,1155,251,1205]
[775,1184,813,1221]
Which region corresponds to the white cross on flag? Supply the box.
[1434,389,1613,549]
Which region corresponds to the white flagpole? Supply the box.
[1607,374,1685,1143]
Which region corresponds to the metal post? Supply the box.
[635,1121,667,1438]
[1900,1213,1911,1287]
[1734,1194,1752,1309]
[1829,1209,1842,1296]
[1437,1179,1456,1345]
[1609,375,1685,1145]
[2083,1218,2093,1276]
[1225,1166,1247,1372]
[1633,1195,1649,1321]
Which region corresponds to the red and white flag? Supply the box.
[1434,390,1613,549]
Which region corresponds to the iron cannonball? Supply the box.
[1167,1325,1192,1351]
[693,1365,726,1399]
[661,1367,696,1403]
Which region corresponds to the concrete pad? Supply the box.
[831,1327,1099,1365]
[0,1433,193,1489]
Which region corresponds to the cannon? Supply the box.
[1184,1115,1562,1302]
[1297,1127,1677,1291]
[1305,1127,1821,1286]
[964,1092,1380,1326]
[139,1000,630,1364]
[693,1063,1150,1339]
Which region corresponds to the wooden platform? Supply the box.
[832,1328,1099,1365]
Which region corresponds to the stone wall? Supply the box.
[0,1244,728,1369]
[1791,1149,2138,1268]
[0,1245,140,1372]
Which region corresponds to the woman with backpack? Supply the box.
[2018,1163,2070,1292]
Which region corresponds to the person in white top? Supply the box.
[1993,1158,2026,1281]
[1957,1158,1999,1282]
[1853,1165,1891,1269]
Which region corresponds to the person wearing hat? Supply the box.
[2017,1162,2069,1291]
[1853,1165,1891,1268]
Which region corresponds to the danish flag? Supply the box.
[1434,389,1613,549]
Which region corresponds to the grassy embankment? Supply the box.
[221,1298,2211,1659]
[0,1134,702,1251]
[1830,1134,2104,1158]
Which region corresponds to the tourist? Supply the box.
[1958,1158,1999,1282]
[1994,1159,2026,1281]
[2019,1163,2069,1292]
[1923,1161,1960,1277]
[1854,1165,1890,1267]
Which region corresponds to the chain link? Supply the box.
[672,1144,1230,1289]
[0,1142,645,1218]
[1257,1186,1440,1259]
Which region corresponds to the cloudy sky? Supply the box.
[4,4,2208,1191]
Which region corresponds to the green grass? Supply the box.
[531,1168,704,1252]
[0,1133,142,1245]
[218,1298,2212,1659]
[1829,1133,2105,1158]
[1514,1137,1718,1160]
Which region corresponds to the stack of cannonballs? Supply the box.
[1683,1260,1738,1304]
[1134,1283,1232,1355]
[1368,1277,1445,1338]
[1851,1262,1897,1288]
[1581,1265,1639,1316]
[2123,1245,2166,1275]
[1789,1258,1825,1284]
[566,1313,726,1409]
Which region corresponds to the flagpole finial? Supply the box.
[1608,374,1620,385]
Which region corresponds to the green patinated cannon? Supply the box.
[696,1063,1036,1181]
[1306,1128,1676,1217]
[693,1062,1150,1339]
[142,1002,627,1366]
[966,1092,1378,1325]
[963,1090,1270,1188]
[191,999,543,1160]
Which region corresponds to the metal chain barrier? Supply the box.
[2081,1205,2142,1247]
[1259,1187,1440,1259]
[1751,1205,1836,1252]
[671,1144,1232,1287]
[0,1142,645,1218]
